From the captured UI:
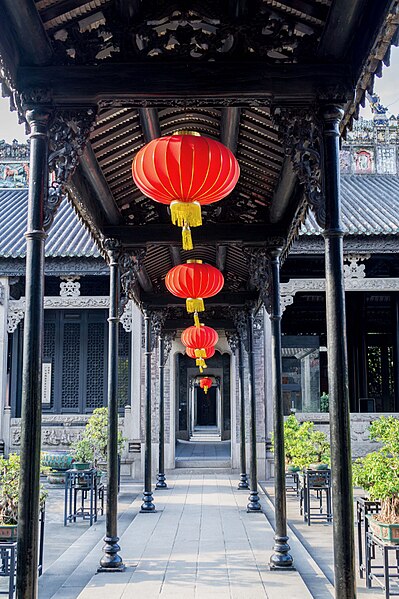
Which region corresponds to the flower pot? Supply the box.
[42,452,74,472]
[368,515,399,544]
[47,471,66,485]
[72,462,91,471]
[0,524,18,543]
[286,465,300,473]
[309,463,329,471]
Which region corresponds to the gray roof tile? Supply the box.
[302,174,399,236]
[0,190,100,258]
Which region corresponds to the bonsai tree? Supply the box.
[71,437,94,466]
[289,420,330,470]
[0,454,47,526]
[271,415,301,467]
[78,407,125,466]
[353,416,399,523]
[320,392,329,413]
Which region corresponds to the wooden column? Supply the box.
[246,308,261,512]
[141,310,155,512]
[322,105,356,599]
[237,339,249,490]
[99,239,124,571]
[16,108,51,599]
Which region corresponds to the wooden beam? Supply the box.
[80,143,122,226]
[164,319,233,330]
[216,245,227,272]
[136,268,153,294]
[221,108,241,154]
[269,158,297,224]
[40,0,110,28]
[17,63,354,106]
[138,108,161,142]
[141,291,256,307]
[1,0,53,65]
[169,246,182,266]
[103,223,287,245]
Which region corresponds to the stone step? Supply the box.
[175,459,231,468]
[189,435,222,442]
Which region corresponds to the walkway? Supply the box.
[32,474,385,598]
[78,474,329,599]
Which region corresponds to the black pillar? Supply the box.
[247,308,261,511]
[16,108,50,599]
[100,240,124,571]
[156,335,167,489]
[141,310,155,511]
[237,339,249,490]
[393,294,399,412]
[322,105,356,599]
[269,249,293,569]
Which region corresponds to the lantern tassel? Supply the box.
[182,225,193,251]
[196,358,205,367]
[199,366,203,374]
[186,298,205,314]
[195,348,206,358]
[204,386,209,394]
[193,312,200,328]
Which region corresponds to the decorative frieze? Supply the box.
[59,276,81,297]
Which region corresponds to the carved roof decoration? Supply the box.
[40,0,330,65]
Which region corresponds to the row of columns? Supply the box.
[16,104,355,599]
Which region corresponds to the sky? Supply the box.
[1,46,399,142]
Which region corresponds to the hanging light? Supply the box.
[181,324,218,373]
[186,346,215,371]
[132,133,240,250]
[165,260,224,327]
[200,377,213,394]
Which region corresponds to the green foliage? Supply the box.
[71,437,94,464]
[353,416,399,523]
[320,392,329,413]
[271,415,330,469]
[0,454,47,525]
[73,408,126,466]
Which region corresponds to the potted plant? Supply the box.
[42,452,74,484]
[81,407,126,470]
[353,416,399,544]
[0,454,47,542]
[71,437,93,471]
[271,415,301,473]
[289,420,330,471]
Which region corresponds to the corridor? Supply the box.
[77,474,329,599]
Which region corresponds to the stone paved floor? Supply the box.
[175,440,231,460]
[0,474,389,598]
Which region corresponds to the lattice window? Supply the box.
[86,322,106,409]
[118,325,130,408]
[43,321,56,409]
[61,322,80,410]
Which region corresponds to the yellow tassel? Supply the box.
[193,312,200,328]
[204,386,209,394]
[182,225,193,251]
[195,348,206,358]
[170,201,202,228]
[196,358,205,367]
[199,366,203,374]
[186,298,205,313]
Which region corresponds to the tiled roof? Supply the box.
[0,190,100,258]
[301,175,399,236]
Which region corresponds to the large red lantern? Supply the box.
[200,377,213,394]
[132,133,240,250]
[181,325,218,352]
[165,260,224,326]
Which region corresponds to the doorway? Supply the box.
[196,386,217,426]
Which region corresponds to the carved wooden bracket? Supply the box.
[225,330,239,353]
[162,330,176,366]
[272,107,325,228]
[118,247,147,309]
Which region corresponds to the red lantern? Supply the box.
[165,260,224,326]
[132,133,240,250]
[181,325,218,351]
[200,377,213,394]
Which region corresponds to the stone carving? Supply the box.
[225,330,239,353]
[60,276,81,297]
[150,310,168,351]
[231,309,248,352]
[119,248,147,308]
[51,2,320,65]
[343,254,370,279]
[162,331,176,366]
[46,108,97,230]
[7,307,24,333]
[273,107,324,228]
[98,97,272,109]
[0,140,29,161]
[120,300,133,332]
[243,247,271,311]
